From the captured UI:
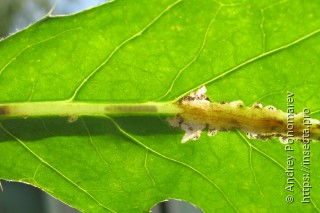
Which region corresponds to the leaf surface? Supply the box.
[0,0,320,212]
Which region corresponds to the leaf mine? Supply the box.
[167,86,320,143]
[0,106,10,115]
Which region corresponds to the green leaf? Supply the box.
[1,0,320,212]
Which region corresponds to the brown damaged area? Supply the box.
[180,103,288,134]
[167,86,320,143]
[0,106,10,116]
[175,99,320,142]
[105,105,158,114]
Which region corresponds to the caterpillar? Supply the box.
[167,86,320,143]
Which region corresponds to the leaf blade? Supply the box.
[1,0,320,212]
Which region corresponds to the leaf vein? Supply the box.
[177,28,320,100]
[238,131,320,212]
[104,115,239,212]
[144,149,156,187]
[237,130,272,211]
[0,27,82,76]
[67,0,183,101]
[154,4,222,101]
[81,117,111,172]
[0,123,116,213]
